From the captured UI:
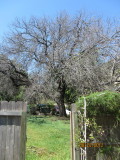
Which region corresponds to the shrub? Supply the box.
[27,104,38,115]
[76,90,120,120]
[76,90,120,158]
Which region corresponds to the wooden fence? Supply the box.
[70,103,86,160]
[0,101,27,160]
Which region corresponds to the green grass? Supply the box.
[26,115,70,160]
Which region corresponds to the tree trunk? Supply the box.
[56,92,67,117]
[55,76,67,117]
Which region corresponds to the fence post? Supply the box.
[0,101,27,160]
[70,104,80,160]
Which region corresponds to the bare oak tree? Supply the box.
[1,13,120,116]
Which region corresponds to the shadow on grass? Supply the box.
[27,115,70,125]
[27,115,47,125]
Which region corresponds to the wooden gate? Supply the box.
[0,101,27,160]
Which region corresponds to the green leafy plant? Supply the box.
[76,90,120,158]
[76,90,120,120]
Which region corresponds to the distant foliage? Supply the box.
[27,104,38,115]
[65,87,78,104]
[13,86,25,101]
[0,86,25,101]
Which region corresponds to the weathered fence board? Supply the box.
[0,101,27,160]
[70,104,81,160]
[70,100,87,160]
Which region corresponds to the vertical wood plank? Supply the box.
[70,107,73,160]
[0,102,2,157]
[22,101,27,160]
[20,112,27,160]
[71,104,80,160]
[15,102,23,160]
[71,104,76,160]
[1,101,8,160]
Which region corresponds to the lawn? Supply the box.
[26,115,70,160]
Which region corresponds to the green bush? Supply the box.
[27,104,38,115]
[27,104,54,115]
[76,91,120,158]
[76,90,120,119]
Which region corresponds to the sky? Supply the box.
[0,0,120,39]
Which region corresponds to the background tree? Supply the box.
[1,12,120,116]
[0,54,30,100]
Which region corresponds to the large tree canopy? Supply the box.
[1,12,120,116]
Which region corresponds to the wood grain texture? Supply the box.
[0,101,27,160]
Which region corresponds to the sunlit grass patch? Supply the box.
[26,116,70,160]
